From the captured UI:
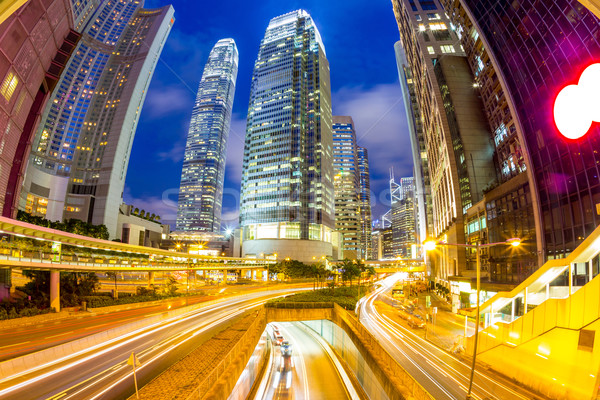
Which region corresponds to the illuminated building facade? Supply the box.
[21,0,174,238]
[441,0,600,268]
[239,10,335,262]
[176,39,238,233]
[332,116,360,260]
[357,146,372,259]
[392,0,497,284]
[0,0,80,219]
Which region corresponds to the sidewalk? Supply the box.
[376,290,474,352]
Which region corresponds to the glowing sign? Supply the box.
[554,63,600,140]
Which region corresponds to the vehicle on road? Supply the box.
[281,340,292,356]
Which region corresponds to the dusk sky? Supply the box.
[126,0,412,229]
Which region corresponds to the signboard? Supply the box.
[51,242,61,262]
[432,306,438,314]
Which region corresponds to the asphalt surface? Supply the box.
[0,288,304,400]
[0,285,278,361]
[360,274,547,400]
[261,322,351,400]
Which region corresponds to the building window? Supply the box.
[0,71,18,102]
[427,46,435,54]
[441,45,455,53]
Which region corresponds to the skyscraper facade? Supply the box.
[332,116,360,259]
[390,175,416,258]
[440,1,600,270]
[0,0,80,219]
[357,146,372,259]
[176,39,238,233]
[392,0,498,285]
[21,0,174,238]
[239,10,335,262]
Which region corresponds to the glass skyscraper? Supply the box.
[357,146,372,260]
[333,116,360,259]
[21,0,174,237]
[176,39,238,233]
[239,10,335,262]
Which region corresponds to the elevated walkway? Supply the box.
[465,224,600,399]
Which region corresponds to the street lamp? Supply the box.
[423,237,521,400]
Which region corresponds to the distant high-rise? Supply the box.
[21,0,174,238]
[239,10,335,262]
[390,175,416,258]
[332,116,360,259]
[176,39,238,233]
[357,146,372,259]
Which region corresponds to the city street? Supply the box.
[360,274,548,400]
[0,288,303,400]
[259,322,353,400]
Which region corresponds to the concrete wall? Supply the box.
[467,273,600,399]
[302,319,388,399]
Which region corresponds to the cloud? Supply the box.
[123,187,179,228]
[144,84,193,119]
[333,83,413,208]
[224,113,247,185]
[157,141,186,163]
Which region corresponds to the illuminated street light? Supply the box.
[424,237,521,400]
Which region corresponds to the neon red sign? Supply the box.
[554,63,600,140]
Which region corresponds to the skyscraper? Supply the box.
[239,10,335,262]
[357,146,372,259]
[21,0,174,238]
[391,176,416,258]
[392,0,497,285]
[176,39,238,233]
[440,0,600,272]
[332,116,360,260]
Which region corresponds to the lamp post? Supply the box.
[423,237,520,400]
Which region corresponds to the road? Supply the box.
[258,322,354,400]
[359,274,546,400]
[0,288,304,400]
[0,285,279,361]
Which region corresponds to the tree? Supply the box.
[340,259,361,287]
[133,208,139,215]
[164,276,178,296]
[106,271,118,299]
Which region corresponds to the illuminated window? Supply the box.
[440,45,455,53]
[0,71,18,102]
[429,22,447,30]
[427,46,435,54]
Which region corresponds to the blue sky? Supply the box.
[126,0,412,229]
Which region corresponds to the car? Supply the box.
[274,334,284,346]
[281,340,292,356]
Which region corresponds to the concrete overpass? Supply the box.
[0,216,276,310]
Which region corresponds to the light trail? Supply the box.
[361,274,533,400]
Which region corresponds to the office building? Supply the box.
[332,116,360,260]
[0,0,81,219]
[392,0,497,284]
[357,146,372,259]
[239,10,335,263]
[21,0,174,238]
[176,39,238,233]
[440,0,600,277]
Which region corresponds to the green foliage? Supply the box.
[266,286,368,310]
[0,297,54,320]
[17,210,109,240]
[163,276,178,296]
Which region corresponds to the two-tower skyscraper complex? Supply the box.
[239,10,336,262]
[176,39,238,233]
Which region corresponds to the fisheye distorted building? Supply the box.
[20,0,174,238]
[176,39,238,233]
[239,10,335,262]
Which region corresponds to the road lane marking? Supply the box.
[46,331,74,339]
[0,341,30,350]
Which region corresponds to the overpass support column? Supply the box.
[148,271,155,288]
[222,269,228,284]
[50,271,60,312]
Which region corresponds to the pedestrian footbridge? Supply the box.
[465,224,600,399]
